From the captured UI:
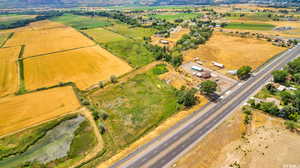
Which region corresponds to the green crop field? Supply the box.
[87,68,181,165]
[0,14,36,26]
[225,13,278,22]
[83,22,157,67]
[224,22,275,30]
[149,13,201,21]
[106,24,157,40]
[104,40,156,67]
[50,14,112,30]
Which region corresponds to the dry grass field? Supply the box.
[24,45,132,90]
[151,28,190,48]
[174,110,300,168]
[0,86,80,136]
[4,21,94,57]
[184,32,285,72]
[0,46,20,96]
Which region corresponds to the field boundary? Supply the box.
[16,45,26,94]
[0,32,14,48]
[21,44,97,60]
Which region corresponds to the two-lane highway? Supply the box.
[111,45,300,168]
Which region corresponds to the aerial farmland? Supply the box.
[0,2,299,168]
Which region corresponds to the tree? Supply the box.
[200,80,217,95]
[280,91,294,105]
[237,66,252,80]
[272,70,288,83]
[265,83,277,94]
[293,73,300,84]
[287,57,300,74]
[176,88,198,107]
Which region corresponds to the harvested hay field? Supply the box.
[184,32,285,72]
[0,46,20,96]
[0,86,80,136]
[151,28,190,48]
[4,21,94,57]
[83,27,127,44]
[24,45,132,90]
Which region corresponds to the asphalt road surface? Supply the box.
[110,45,300,168]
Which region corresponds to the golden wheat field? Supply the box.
[0,47,20,96]
[4,21,94,57]
[0,86,80,136]
[184,32,286,71]
[24,45,132,90]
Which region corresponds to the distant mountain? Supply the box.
[0,0,298,8]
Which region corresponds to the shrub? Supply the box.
[110,75,118,83]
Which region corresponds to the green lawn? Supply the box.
[88,69,181,164]
[224,22,275,30]
[149,13,201,22]
[50,14,112,30]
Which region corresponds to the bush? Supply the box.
[176,88,198,107]
[259,102,279,116]
[237,66,252,80]
[200,80,217,95]
[272,70,288,83]
[99,81,105,88]
[110,75,118,83]
[152,64,169,75]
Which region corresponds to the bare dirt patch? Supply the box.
[174,110,300,168]
[184,32,285,74]
[0,86,81,136]
[24,45,132,90]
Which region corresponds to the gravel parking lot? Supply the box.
[181,62,238,94]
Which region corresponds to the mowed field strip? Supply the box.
[4,21,95,57]
[0,86,80,136]
[24,45,133,90]
[184,32,286,71]
[0,46,21,96]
